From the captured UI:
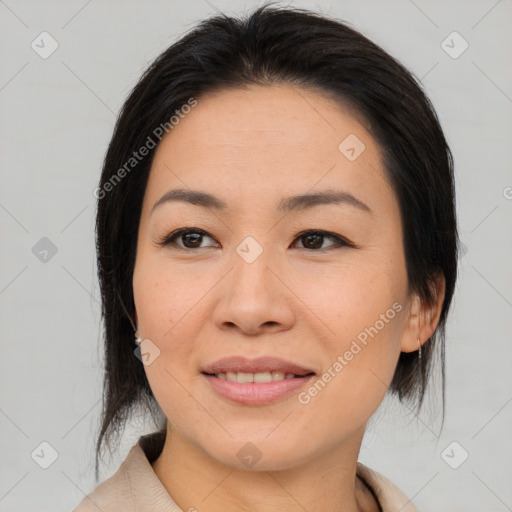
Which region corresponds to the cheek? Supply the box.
[292,260,405,407]
[133,256,212,339]
[133,262,205,421]
[291,255,405,345]
[132,258,215,404]
[296,313,403,442]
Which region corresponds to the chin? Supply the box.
[197,434,315,472]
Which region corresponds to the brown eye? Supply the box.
[180,232,203,248]
[158,228,351,251]
[301,232,324,249]
[292,230,350,250]
[158,228,219,250]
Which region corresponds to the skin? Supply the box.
[132,83,446,512]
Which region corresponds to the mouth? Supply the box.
[200,356,316,405]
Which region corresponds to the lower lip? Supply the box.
[202,373,314,406]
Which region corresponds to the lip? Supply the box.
[201,356,316,406]
[201,356,315,376]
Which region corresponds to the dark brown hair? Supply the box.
[93,2,459,480]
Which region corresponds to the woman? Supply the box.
[74,3,458,511]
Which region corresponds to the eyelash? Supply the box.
[156,228,355,252]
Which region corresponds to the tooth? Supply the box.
[237,372,254,383]
[216,371,296,382]
[253,372,272,383]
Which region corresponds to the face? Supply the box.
[132,84,418,471]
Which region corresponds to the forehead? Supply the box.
[144,84,395,216]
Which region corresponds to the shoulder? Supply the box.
[356,462,420,512]
[72,447,132,511]
[72,431,180,512]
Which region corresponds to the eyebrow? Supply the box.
[151,188,372,215]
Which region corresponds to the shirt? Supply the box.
[73,430,420,512]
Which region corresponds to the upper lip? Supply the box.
[202,356,315,376]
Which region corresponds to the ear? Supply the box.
[400,272,446,352]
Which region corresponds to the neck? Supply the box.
[151,425,379,512]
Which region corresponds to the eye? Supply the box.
[157,228,355,252]
[158,228,219,250]
[291,230,353,251]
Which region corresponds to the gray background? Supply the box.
[1,0,511,510]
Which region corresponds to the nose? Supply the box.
[211,251,296,336]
